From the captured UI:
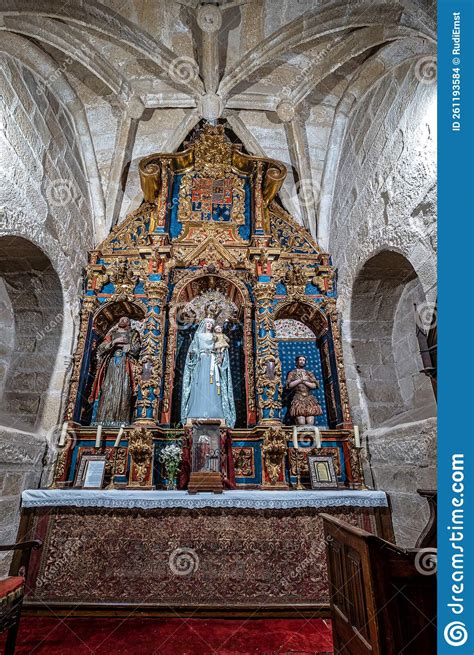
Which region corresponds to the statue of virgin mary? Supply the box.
[181,318,236,427]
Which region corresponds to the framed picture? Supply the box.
[74,455,107,489]
[307,455,338,489]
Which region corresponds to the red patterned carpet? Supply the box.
[2,616,333,655]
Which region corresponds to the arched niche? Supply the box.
[274,300,340,428]
[163,271,255,428]
[0,236,63,430]
[92,300,147,336]
[349,250,436,428]
[75,299,146,425]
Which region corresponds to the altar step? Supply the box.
[2,617,334,654]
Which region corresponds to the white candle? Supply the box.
[58,421,68,447]
[95,424,102,449]
[314,426,321,449]
[114,425,124,448]
[292,425,299,450]
[354,425,361,449]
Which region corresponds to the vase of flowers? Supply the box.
[159,442,182,490]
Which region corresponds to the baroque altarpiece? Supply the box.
[53,123,363,490]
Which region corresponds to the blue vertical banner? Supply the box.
[438,1,474,653]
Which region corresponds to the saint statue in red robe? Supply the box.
[89,316,141,426]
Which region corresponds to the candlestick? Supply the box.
[58,421,68,447]
[353,425,361,449]
[95,424,102,449]
[292,425,299,450]
[114,425,125,448]
[314,426,321,449]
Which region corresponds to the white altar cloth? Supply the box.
[21,488,387,511]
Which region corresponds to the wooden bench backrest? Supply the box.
[321,513,436,655]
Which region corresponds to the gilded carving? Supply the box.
[108,257,140,296]
[232,447,255,477]
[262,426,287,485]
[254,282,282,421]
[289,447,341,477]
[55,121,360,488]
[127,427,154,487]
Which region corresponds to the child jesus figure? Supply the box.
[213,325,230,365]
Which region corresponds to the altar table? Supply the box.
[17,489,393,615]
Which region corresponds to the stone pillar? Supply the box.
[134,279,168,424]
[254,282,282,423]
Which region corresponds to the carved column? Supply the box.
[134,279,168,424]
[254,282,282,423]
[151,159,171,234]
[65,295,98,422]
[325,298,352,429]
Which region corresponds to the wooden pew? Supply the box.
[321,514,436,655]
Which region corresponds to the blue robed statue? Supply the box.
[181,317,236,427]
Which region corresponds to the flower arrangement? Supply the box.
[159,442,182,490]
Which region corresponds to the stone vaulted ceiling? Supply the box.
[0,0,436,260]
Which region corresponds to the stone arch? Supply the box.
[92,299,147,336]
[0,236,63,430]
[218,1,435,99]
[318,38,436,249]
[348,250,436,430]
[0,0,203,96]
[2,16,131,99]
[274,299,340,427]
[0,279,15,398]
[274,299,328,337]
[0,33,105,242]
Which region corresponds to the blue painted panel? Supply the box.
[232,440,262,485]
[278,339,329,427]
[238,177,251,241]
[169,173,183,239]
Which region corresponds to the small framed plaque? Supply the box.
[307,455,338,489]
[75,455,107,489]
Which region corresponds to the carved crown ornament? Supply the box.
[138,123,287,209]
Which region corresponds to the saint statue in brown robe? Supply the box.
[89,316,141,426]
[285,355,323,425]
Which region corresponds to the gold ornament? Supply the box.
[262,426,287,486]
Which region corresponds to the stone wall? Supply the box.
[328,60,437,546]
[0,52,93,293]
[0,427,46,572]
[0,54,89,566]
[0,237,63,430]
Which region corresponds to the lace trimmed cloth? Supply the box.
[21,489,388,511]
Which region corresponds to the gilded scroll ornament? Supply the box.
[127,427,154,488]
[254,282,282,421]
[262,426,287,486]
[108,257,140,296]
